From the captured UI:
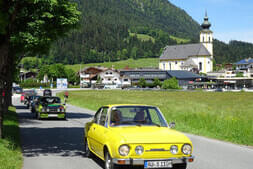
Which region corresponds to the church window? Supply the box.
[163,63,165,70]
[175,61,177,64]
[203,37,205,42]
[208,61,210,64]
[208,37,211,42]
[169,63,172,70]
[199,62,202,71]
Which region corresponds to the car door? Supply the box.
[95,107,109,157]
[88,107,109,158]
[87,108,102,154]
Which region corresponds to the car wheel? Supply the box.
[84,138,91,158]
[173,163,187,169]
[105,151,118,169]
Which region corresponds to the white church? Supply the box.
[159,12,213,74]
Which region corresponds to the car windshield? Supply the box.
[41,97,61,104]
[110,106,168,127]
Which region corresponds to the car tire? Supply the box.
[173,163,187,169]
[84,138,91,158]
[105,151,118,169]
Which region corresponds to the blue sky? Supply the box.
[169,0,253,43]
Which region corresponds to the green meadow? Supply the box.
[0,107,22,169]
[65,58,159,72]
[59,90,253,146]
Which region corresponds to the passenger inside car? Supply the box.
[110,110,122,126]
[134,109,146,123]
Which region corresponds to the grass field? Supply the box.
[0,107,22,169]
[129,33,155,43]
[170,35,191,44]
[65,58,159,72]
[59,90,253,146]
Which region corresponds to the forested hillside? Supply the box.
[214,40,253,63]
[38,0,253,65]
[43,0,200,64]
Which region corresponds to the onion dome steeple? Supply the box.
[201,11,211,30]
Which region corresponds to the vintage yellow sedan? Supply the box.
[84,104,194,169]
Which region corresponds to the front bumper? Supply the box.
[112,156,194,165]
[40,113,66,119]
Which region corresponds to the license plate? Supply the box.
[48,114,58,117]
[144,160,172,168]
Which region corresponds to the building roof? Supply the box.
[181,58,198,68]
[235,58,253,65]
[160,43,211,60]
[167,70,201,79]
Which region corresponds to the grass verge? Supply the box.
[0,107,22,169]
[58,90,253,146]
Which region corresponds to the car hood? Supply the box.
[110,126,191,144]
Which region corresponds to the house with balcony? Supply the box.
[79,67,106,87]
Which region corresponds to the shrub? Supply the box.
[138,78,146,88]
[162,77,179,89]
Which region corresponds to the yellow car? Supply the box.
[84,104,194,169]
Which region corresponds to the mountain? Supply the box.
[44,0,201,64]
[42,0,253,65]
[214,40,253,64]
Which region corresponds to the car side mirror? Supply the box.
[169,122,176,129]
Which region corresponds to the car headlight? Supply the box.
[182,144,192,155]
[170,145,178,154]
[118,145,130,156]
[135,146,144,155]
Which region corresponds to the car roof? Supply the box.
[105,104,153,108]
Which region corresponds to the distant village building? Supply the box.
[159,12,213,74]
[235,58,253,70]
[98,68,121,88]
[79,67,106,87]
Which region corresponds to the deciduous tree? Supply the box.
[0,0,80,138]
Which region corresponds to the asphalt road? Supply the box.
[13,92,253,169]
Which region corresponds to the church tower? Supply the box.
[200,11,213,72]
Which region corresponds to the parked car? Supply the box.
[12,86,23,94]
[35,96,66,120]
[43,89,52,97]
[84,104,194,169]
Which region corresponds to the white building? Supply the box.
[98,69,122,88]
[159,12,213,74]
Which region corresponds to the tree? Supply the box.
[66,68,79,85]
[162,77,179,89]
[0,0,80,138]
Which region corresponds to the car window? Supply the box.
[110,106,168,127]
[99,107,108,127]
[94,108,102,124]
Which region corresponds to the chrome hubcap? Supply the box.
[105,153,111,169]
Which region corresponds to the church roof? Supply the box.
[160,43,211,60]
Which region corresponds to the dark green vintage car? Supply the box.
[35,96,66,120]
